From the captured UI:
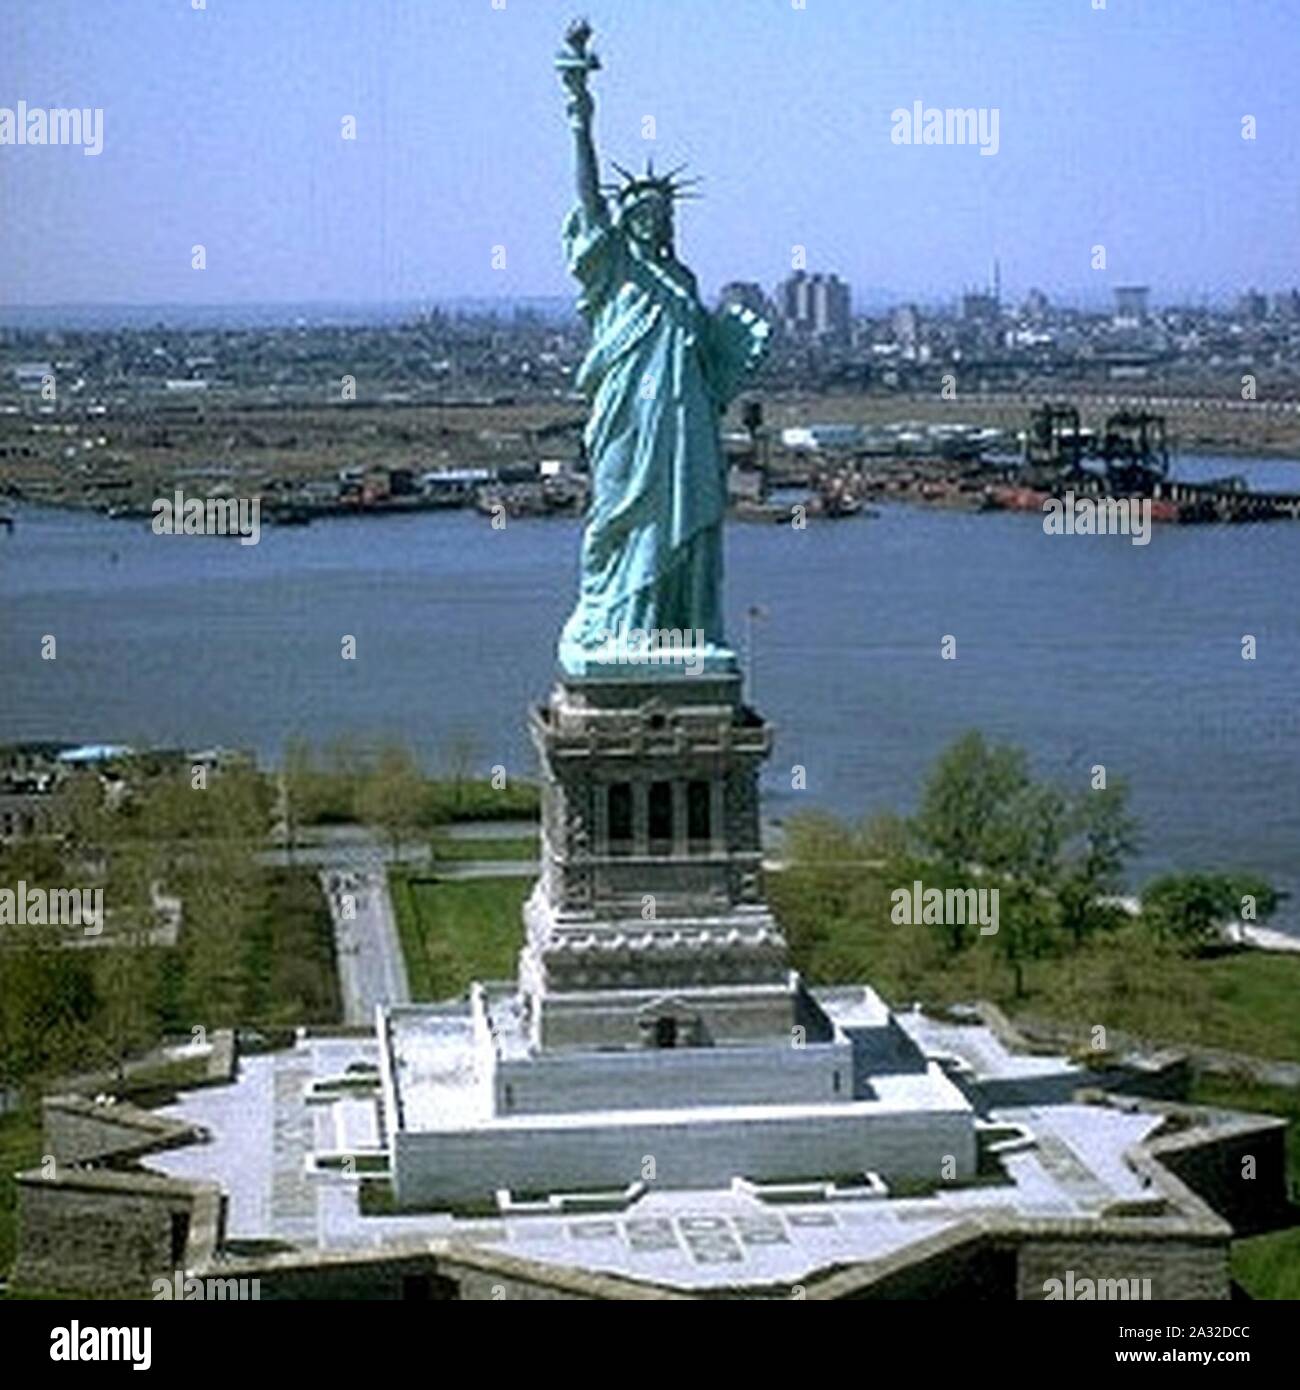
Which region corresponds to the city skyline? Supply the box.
[2,0,1298,309]
[3,270,1299,333]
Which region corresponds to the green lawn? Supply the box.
[298,774,540,828]
[239,866,342,1027]
[0,1106,42,1282]
[423,780,540,823]
[390,872,530,1000]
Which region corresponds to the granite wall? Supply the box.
[14,1168,223,1296]
[394,1102,976,1205]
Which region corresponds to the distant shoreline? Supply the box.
[0,298,580,332]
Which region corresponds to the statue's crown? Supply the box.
[605,158,701,207]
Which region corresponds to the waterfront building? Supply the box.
[780,423,864,451]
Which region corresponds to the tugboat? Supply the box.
[815,489,865,519]
[811,469,871,519]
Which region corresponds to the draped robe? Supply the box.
[557,202,770,675]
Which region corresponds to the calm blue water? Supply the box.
[2,455,1298,931]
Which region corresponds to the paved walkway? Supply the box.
[263,827,416,1021]
[322,864,410,1024]
[151,1034,1191,1293]
[442,820,537,841]
[261,843,429,870]
[270,822,543,1019]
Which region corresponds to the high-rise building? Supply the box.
[892,303,922,351]
[1113,285,1150,327]
[1237,289,1268,323]
[775,271,851,341]
[961,289,999,324]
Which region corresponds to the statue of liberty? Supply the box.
[555,21,770,677]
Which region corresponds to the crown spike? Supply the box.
[609,155,703,206]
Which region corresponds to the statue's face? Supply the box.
[622,194,673,254]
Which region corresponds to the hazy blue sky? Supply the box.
[1,0,1297,309]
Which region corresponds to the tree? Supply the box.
[908,732,1144,994]
[357,744,425,860]
[60,769,110,859]
[92,938,160,1085]
[912,733,1057,954]
[128,766,266,1029]
[441,730,482,816]
[995,880,1056,1000]
[0,930,97,1101]
[281,737,315,862]
[914,732,1035,880]
[1222,872,1279,924]
[781,811,859,959]
[92,838,162,1081]
[1142,871,1277,954]
[316,734,366,823]
[1057,781,1140,946]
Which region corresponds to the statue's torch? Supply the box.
[556,18,601,77]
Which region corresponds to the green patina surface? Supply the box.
[555,22,769,678]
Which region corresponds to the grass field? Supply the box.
[0,1106,42,1284]
[389,871,530,1000]
[239,867,342,1027]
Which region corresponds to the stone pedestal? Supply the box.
[521,673,796,1050]
[377,673,978,1207]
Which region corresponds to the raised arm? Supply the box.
[557,20,606,223]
